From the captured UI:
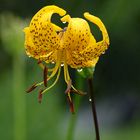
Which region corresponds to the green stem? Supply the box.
[13,53,26,140]
[88,78,100,140]
[67,75,84,140]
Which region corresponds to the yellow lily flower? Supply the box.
[24,5,109,113]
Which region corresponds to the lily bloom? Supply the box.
[24,5,109,113]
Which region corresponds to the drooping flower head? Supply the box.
[24,5,109,113]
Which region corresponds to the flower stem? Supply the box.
[88,78,100,140]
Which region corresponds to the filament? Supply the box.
[42,66,61,94]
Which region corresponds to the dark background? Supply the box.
[0,0,140,140]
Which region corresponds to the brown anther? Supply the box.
[67,95,75,114]
[38,89,44,103]
[37,60,42,64]
[26,83,37,93]
[70,89,87,96]
[65,80,72,94]
[38,62,45,69]
[43,66,48,87]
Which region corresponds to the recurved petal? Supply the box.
[66,13,110,68]
[82,12,110,59]
[30,5,66,23]
[61,15,91,51]
[23,5,66,61]
[84,12,110,45]
[29,5,66,34]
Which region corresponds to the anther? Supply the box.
[65,80,72,94]
[26,83,37,93]
[37,60,45,69]
[37,59,42,64]
[70,89,87,96]
[38,89,44,103]
[67,95,75,114]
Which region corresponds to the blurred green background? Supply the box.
[0,0,140,140]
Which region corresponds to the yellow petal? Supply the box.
[84,12,110,45]
[23,27,36,57]
[63,13,109,68]
[31,5,66,23]
[23,5,66,61]
[61,14,71,22]
[61,15,97,68]
[66,48,99,68]
[83,12,110,59]
[80,35,106,60]
[66,33,103,68]
[61,16,91,51]
[62,16,97,68]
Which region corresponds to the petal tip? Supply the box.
[84,12,90,17]
[61,14,71,23]
[49,5,66,16]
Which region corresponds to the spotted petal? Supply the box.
[84,12,110,57]
[23,5,66,61]
[61,15,91,51]
[61,15,94,68]
[63,13,109,68]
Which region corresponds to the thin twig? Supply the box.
[88,78,100,140]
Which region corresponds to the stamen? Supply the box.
[70,89,87,96]
[43,66,48,87]
[33,62,61,90]
[67,93,75,114]
[26,83,37,93]
[37,61,45,69]
[65,80,72,93]
[64,60,70,83]
[42,66,61,94]
[36,81,43,86]
[66,64,70,81]
[47,60,61,80]
[38,89,44,103]
[37,60,42,64]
